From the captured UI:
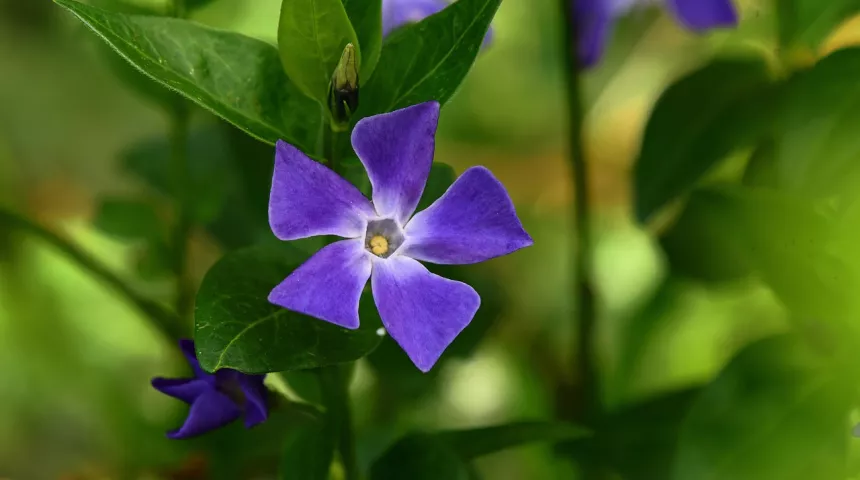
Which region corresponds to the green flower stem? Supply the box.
[169,0,194,320]
[559,0,600,431]
[0,208,183,341]
[319,365,360,480]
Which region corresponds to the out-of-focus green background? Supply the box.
[2,0,859,478]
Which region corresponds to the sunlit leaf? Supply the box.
[776,0,860,50]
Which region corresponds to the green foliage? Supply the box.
[776,0,860,50]
[358,0,501,120]
[277,0,359,104]
[194,243,383,373]
[93,198,162,241]
[671,335,851,480]
[634,58,775,222]
[370,422,590,479]
[343,0,383,80]
[773,47,860,198]
[54,0,321,150]
[279,416,335,480]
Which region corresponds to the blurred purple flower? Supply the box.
[576,0,738,67]
[267,102,532,372]
[152,339,268,439]
[383,0,493,46]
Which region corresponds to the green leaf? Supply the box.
[664,186,853,319]
[416,162,456,212]
[358,0,500,119]
[278,0,359,104]
[773,47,860,199]
[634,58,775,222]
[343,0,382,80]
[370,422,589,480]
[93,197,163,241]
[671,335,851,480]
[194,243,383,373]
[279,416,335,480]
[53,0,321,150]
[777,0,860,50]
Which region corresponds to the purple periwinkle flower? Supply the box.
[576,0,738,67]
[383,0,493,46]
[267,102,532,372]
[152,339,268,439]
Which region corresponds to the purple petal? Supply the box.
[166,390,242,439]
[371,256,480,372]
[178,338,208,379]
[574,0,614,67]
[152,377,211,404]
[383,0,446,36]
[666,0,737,31]
[403,167,532,265]
[352,102,440,224]
[268,239,371,329]
[238,374,269,428]
[269,141,375,241]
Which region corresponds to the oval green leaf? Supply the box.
[53,0,321,150]
[634,58,775,223]
[278,0,359,104]
[194,243,383,373]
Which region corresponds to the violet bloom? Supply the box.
[268,102,531,372]
[152,339,268,439]
[383,0,493,45]
[577,0,738,67]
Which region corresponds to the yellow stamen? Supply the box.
[370,235,389,256]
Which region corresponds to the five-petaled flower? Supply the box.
[383,0,493,45]
[576,0,738,67]
[152,339,268,439]
[267,102,532,372]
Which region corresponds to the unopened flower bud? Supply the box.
[328,43,359,132]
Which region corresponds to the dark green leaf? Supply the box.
[416,162,456,211]
[371,422,588,480]
[358,0,500,119]
[54,0,321,150]
[278,416,335,480]
[634,58,775,222]
[343,0,382,80]
[278,0,358,103]
[194,243,383,373]
[742,139,778,188]
[671,335,851,480]
[93,197,163,241]
[777,0,860,50]
[773,47,860,198]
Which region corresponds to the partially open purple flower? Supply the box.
[268,102,532,372]
[383,0,493,46]
[576,0,738,67]
[152,339,268,439]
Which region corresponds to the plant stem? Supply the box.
[319,365,360,480]
[168,99,194,320]
[0,208,183,341]
[559,0,599,425]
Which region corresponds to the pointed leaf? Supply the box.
[634,58,775,222]
[53,0,321,150]
[278,0,359,103]
[194,243,383,373]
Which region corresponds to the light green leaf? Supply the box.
[343,0,383,80]
[634,58,775,223]
[672,335,851,480]
[194,243,383,373]
[54,0,321,150]
[278,0,359,104]
[777,0,860,51]
[358,0,500,119]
